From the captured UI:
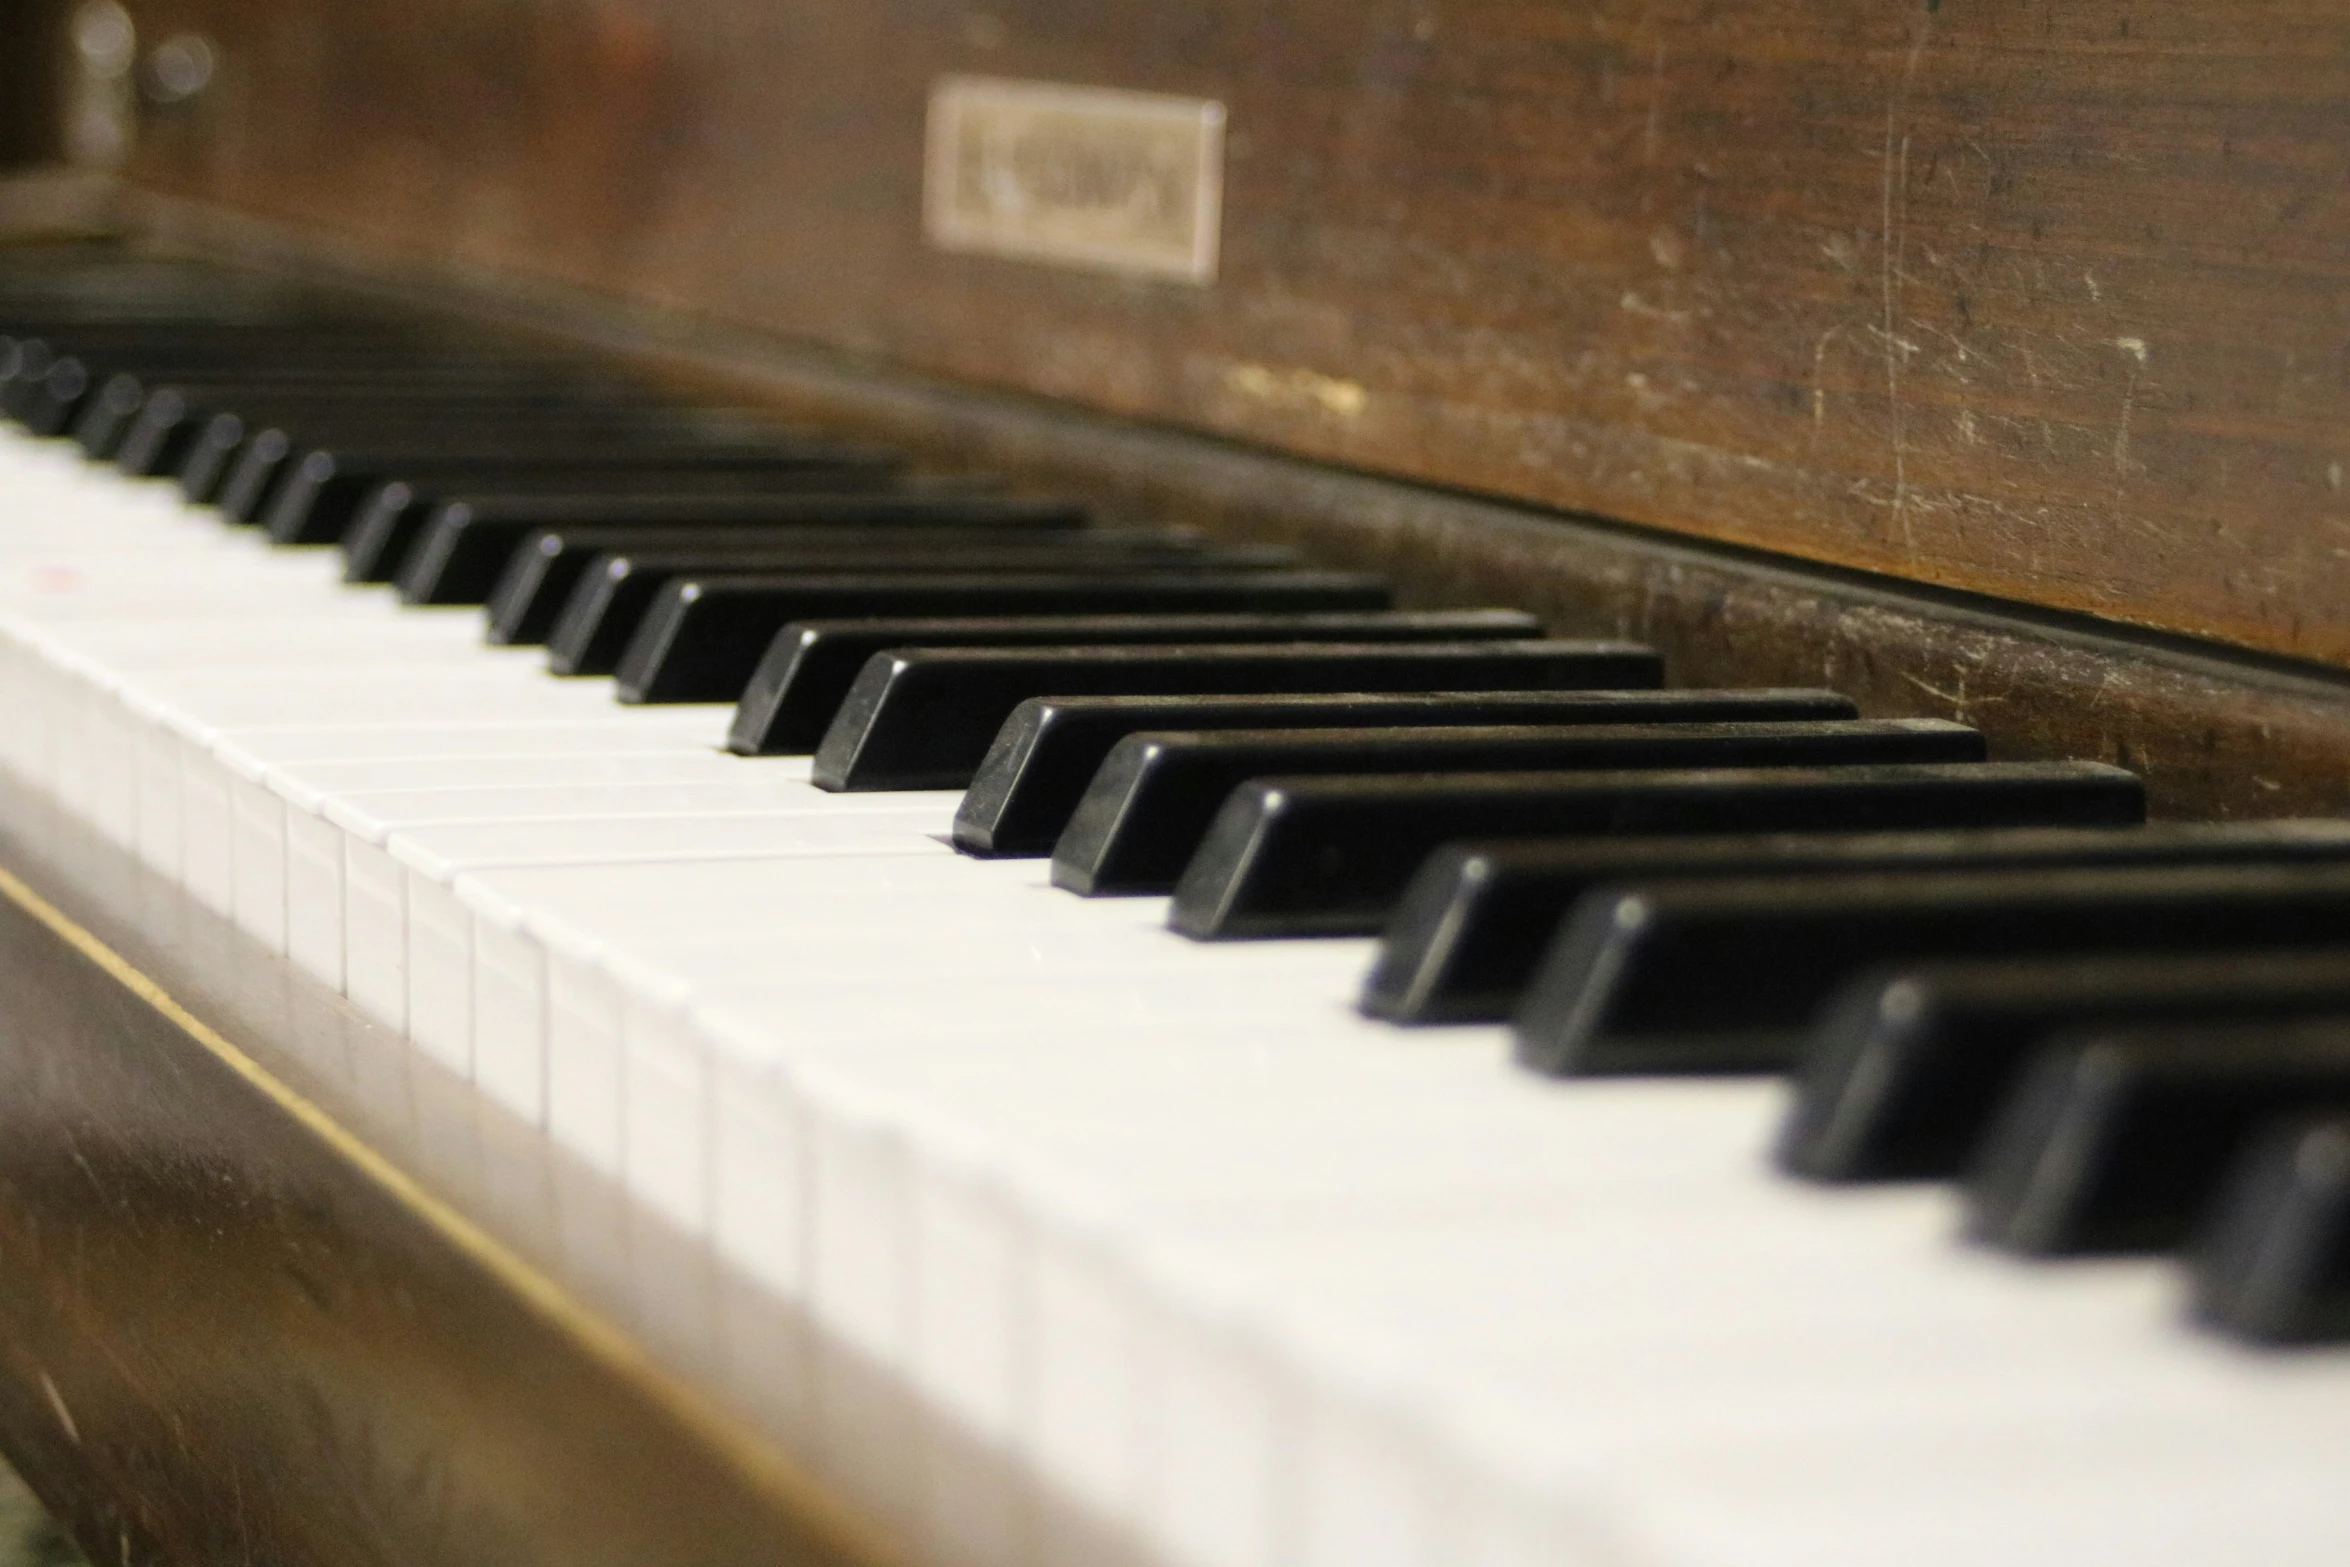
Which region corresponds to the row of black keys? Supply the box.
[7,266,2347,1347]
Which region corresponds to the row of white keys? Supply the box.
[449,849,2350,1567]
[7,426,2350,1567]
[686,883,2350,1567]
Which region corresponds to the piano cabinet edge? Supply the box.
[0,775,893,1567]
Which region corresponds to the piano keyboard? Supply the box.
[7,257,2350,1567]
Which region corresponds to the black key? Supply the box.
[346,481,1004,584]
[67,370,153,457]
[491,527,1210,646]
[120,374,644,477]
[1367,820,2350,1027]
[952,686,1853,855]
[1965,1023,2350,1255]
[0,336,56,422]
[261,440,900,545]
[20,357,92,437]
[1171,762,2145,942]
[113,386,251,475]
[541,537,1301,676]
[619,574,1406,707]
[719,611,1554,753]
[177,411,254,501]
[112,385,238,476]
[1053,719,1984,897]
[223,420,784,526]
[129,387,478,479]
[397,494,1091,605]
[111,384,236,475]
[1514,861,2350,1079]
[343,475,1010,585]
[1780,944,2350,1183]
[199,397,742,514]
[83,366,607,462]
[809,640,1660,790]
[0,343,52,426]
[2189,1113,2350,1344]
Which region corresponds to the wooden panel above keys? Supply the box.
[108,0,2350,668]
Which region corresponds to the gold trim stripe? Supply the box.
[0,861,901,1567]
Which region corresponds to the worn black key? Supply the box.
[396,494,1090,606]
[720,611,1552,753]
[1965,1023,2350,1256]
[1514,861,2350,1078]
[952,686,1853,855]
[1367,820,2350,1027]
[809,640,1660,790]
[1780,944,2350,1183]
[1053,719,1983,897]
[262,439,900,545]
[490,527,1204,646]
[2190,1113,2350,1344]
[1170,762,2145,942]
[620,574,1406,707]
[542,537,1300,676]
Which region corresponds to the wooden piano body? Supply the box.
[3,2,2350,1563]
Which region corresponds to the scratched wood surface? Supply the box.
[97,0,2350,666]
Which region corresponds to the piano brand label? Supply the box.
[925,77,1225,284]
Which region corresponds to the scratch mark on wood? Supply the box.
[1224,361,1369,419]
[1620,290,1693,325]
[38,1371,81,1446]
[1881,26,1931,557]
[1898,665,1996,719]
[1809,324,1848,442]
[2112,336,2149,480]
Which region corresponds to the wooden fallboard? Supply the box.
[107,0,2350,667]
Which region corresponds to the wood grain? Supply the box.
[95,0,2350,669]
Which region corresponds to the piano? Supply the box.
[3,5,2350,1566]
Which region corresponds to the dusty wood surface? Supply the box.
[101,0,2350,667]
